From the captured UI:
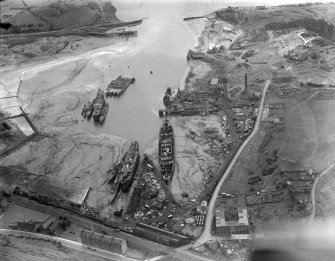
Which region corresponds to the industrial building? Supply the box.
[9,216,70,236]
[214,207,250,236]
[195,200,207,226]
[81,229,127,254]
[210,78,219,87]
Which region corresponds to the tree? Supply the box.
[11,25,21,34]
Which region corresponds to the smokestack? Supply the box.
[245,74,248,93]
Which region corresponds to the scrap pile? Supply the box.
[127,155,170,222]
[169,92,221,114]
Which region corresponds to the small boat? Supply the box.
[81,101,92,118]
[99,103,109,123]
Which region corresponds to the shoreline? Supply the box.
[179,18,208,91]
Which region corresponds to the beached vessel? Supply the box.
[108,162,122,204]
[119,141,140,192]
[86,103,94,119]
[159,118,174,182]
[106,76,135,97]
[81,101,92,118]
[99,103,109,123]
[92,89,105,121]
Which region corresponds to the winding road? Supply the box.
[297,31,321,45]
[303,163,334,228]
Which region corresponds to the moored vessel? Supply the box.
[81,101,93,118]
[92,89,105,121]
[99,103,109,123]
[159,117,174,182]
[119,141,140,192]
[106,76,135,97]
[85,102,94,119]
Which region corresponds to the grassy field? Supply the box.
[0,234,110,261]
[210,3,335,233]
[0,0,123,66]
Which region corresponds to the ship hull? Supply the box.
[99,103,109,123]
[106,76,135,97]
[120,153,139,192]
[109,187,119,204]
[92,89,105,121]
[93,112,101,121]
[119,141,140,193]
[158,119,175,183]
[86,107,93,119]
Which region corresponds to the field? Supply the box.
[314,167,335,223]
[0,204,50,228]
[206,3,335,234]
[0,0,119,31]
[0,234,111,261]
[0,0,124,66]
[170,115,227,204]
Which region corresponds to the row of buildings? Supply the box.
[214,206,250,236]
[81,229,127,254]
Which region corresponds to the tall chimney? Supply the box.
[245,74,247,93]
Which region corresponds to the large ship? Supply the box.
[119,141,140,192]
[159,118,174,182]
[99,102,109,123]
[106,76,135,97]
[92,89,106,121]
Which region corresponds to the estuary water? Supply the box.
[80,1,200,149]
[79,0,328,149]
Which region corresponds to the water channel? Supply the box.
[77,1,210,150]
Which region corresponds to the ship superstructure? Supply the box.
[158,118,174,182]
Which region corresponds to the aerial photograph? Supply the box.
[0,0,335,260]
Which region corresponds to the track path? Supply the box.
[303,163,334,228]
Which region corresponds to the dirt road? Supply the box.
[303,162,335,227]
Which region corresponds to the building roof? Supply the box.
[211,78,219,85]
[215,208,226,227]
[238,208,249,226]
[215,206,249,227]
[82,230,125,246]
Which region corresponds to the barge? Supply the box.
[81,101,93,118]
[158,118,174,182]
[99,102,109,123]
[92,89,106,121]
[120,141,140,192]
[106,76,135,97]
